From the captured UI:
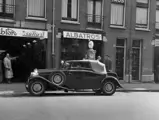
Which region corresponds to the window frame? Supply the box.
[26,0,46,20]
[87,0,103,23]
[110,0,126,27]
[61,0,79,23]
[156,0,159,29]
[135,0,150,29]
[0,0,15,19]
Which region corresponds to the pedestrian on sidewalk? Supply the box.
[3,53,17,84]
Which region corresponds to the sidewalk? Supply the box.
[0,82,159,95]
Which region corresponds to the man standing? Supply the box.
[3,53,17,83]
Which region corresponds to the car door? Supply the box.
[64,62,84,89]
[81,62,106,89]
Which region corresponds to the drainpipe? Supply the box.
[52,0,55,68]
[128,0,133,83]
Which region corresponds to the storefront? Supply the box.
[60,30,103,61]
[0,27,48,83]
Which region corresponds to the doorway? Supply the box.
[131,40,142,81]
[115,38,126,80]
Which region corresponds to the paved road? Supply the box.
[0,92,159,120]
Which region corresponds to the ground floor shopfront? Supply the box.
[105,32,154,83]
[54,29,105,68]
[0,27,48,83]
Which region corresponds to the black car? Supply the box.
[25,60,122,96]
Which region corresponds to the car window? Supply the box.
[71,62,92,70]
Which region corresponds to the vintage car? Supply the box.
[25,60,122,96]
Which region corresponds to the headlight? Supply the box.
[31,68,39,76]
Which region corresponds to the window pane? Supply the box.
[136,7,147,25]
[62,0,68,18]
[0,0,3,12]
[5,0,14,13]
[95,1,101,23]
[137,0,148,3]
[71,0,77,19]
[157,1,159,6]
[111,4,124,26]
[87,0,93,22]
[28,0,45,17]
[156,10,159,22]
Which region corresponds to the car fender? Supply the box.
[28,76,51,84]
[102,76,123,88]
[27,75,71,90]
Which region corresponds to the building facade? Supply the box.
[53,0,156,82]
[0,0,53,82]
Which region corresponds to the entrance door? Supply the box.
[115,38,126,80]
[131,40,142,81]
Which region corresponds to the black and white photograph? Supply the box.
[0,0,159,120]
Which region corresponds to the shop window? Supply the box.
[0,0,15,19]
[110,0,125,27]
[136,0,149,29]
[61,0,78,21]
[156,0,159,29]
[87,0,103,28]
[27,0,46,18]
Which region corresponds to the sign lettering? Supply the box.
[63,31,102,41]
[0,27,48,39]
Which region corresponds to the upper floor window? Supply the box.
[156,0,159,29]
[27,0,45,18]
[110,0,125,27]
[62,0,78,22]
[87,0,102,23]
[0,0,14,19]
[136,0,149,29]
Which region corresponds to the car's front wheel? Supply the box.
[102,81,116,95]
[28,80,46,96]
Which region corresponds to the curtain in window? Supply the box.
[95,1,101,23]
[6,0,14,13]
[0,0,3,12]
[71,0,77,19]
[87,0,93,22]
[62,0,68,18]
[156,10,159,28]
[136,8,147,26]
[111,4,124,26]
[157,1,159,6]
[28,0,45,17]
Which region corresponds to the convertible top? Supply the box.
[66,60,107,74]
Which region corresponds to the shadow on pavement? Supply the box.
[0,92,116,98]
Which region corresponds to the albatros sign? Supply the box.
[63,31,102,41]
[0,27,48,39]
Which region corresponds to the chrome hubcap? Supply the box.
[33,83,42,92]
[54,75,62,83]
[105,83,113,92]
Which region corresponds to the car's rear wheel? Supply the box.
[102,81,116,95]
[28,80,46,96]
[49,72,66,86]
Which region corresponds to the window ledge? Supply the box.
[25,17,47,21]
[135,28,150,32]
[61,20,80,25]
[0,18,15,23]
[86,27,103,31]
[110,25,126,29]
